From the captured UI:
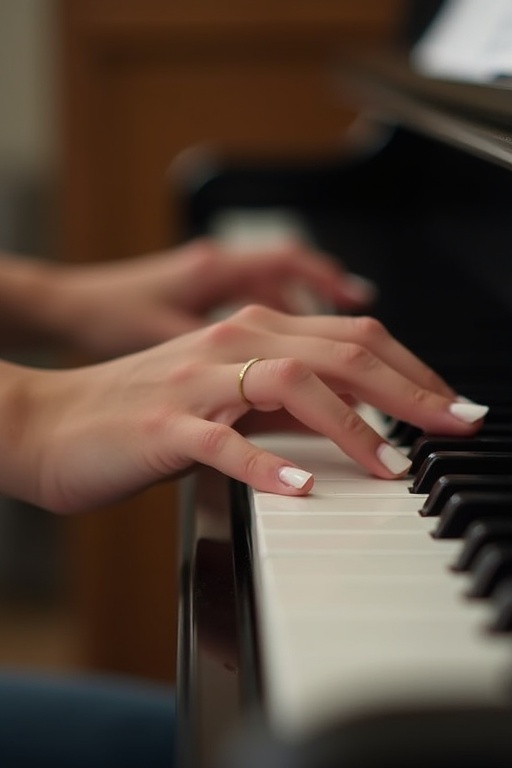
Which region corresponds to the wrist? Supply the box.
[0,254,72,347]
[29,261,83,347]
[0,360,44,505]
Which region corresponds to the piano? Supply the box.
[176,3,512,766]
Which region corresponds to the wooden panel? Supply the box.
[62,0,403,41]
[57,0,404,683]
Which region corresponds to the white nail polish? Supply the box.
[449,402,489,423]
[278,466,313,489]
[377,444,412,475]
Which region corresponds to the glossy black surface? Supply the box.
[433,491,512,538]
[453,519,512,572]
[409,437,512,475]
[421,475,512,517]
[176,470,242,768]
[412,453,512,494]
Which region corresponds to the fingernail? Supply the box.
[344,274,378,303]
[278,466,313,489]
[449,402,489,423]
[377,443,412,475]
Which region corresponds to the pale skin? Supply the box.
[0,304,485,515]
[0,239,376,356]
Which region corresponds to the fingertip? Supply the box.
[376,443,412,477]
[277,466,314,492]
[449,401,489,424]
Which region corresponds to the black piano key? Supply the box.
[456,385,512,407]
[481,405,512,425]
[452,518,512,572]
[409,436,512,475]
[477,403,512,436]
[478,421,512,436]
[433,491,512,539]
[467,543,512,599]
[489,576,512,632]
[387,392,512,449]
[411,452,512,494]
[386,420,423,447]
[385,397,512,448]
[420,474,512,517]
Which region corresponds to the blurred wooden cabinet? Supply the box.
[58,0,403,683]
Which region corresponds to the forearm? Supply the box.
[0,252,67,350]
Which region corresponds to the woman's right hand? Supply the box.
[0,305,487,514]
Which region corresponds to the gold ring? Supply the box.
[238,357,264,407]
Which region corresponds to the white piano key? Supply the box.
[301,479,415,494]
[266,651,512,738]
[260,570,484,620]
[260,550,459,578]
[249,433,359,461]
[246,426,512,739]
[254,493,424,514]
[249,432,410,483]
[264,613,507,664]
[257,530,458,557]
[260,611,512,736]
[256,513,434,532]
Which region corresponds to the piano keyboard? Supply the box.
[245,411,512,740]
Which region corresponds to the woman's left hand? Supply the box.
[50,238,375,356]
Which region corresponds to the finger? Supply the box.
[180,415,315,495]
[235,356,487,443]
[236,307,455,398]
[276,243,377,307]
[228,357,414,479]
[230,243,376,309]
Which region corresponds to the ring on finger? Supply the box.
[238,357,265,407]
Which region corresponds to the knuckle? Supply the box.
[350,315,386,344]
[235,303,273,325]
[139,408,171,439]
[340,407,369,439]
[197,422,232,457]
[273,357,313,391]
[140,402,185,443]
[201,317,246,348]
[165,360,203,390]
[340,342,378,372]
[410,386,432,408]
[191,238,219,266]
[240,447,268,480]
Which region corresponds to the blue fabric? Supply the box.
[0,671,174,767]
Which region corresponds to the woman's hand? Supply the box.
[1,306,487,514]
[46,238,375,357]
